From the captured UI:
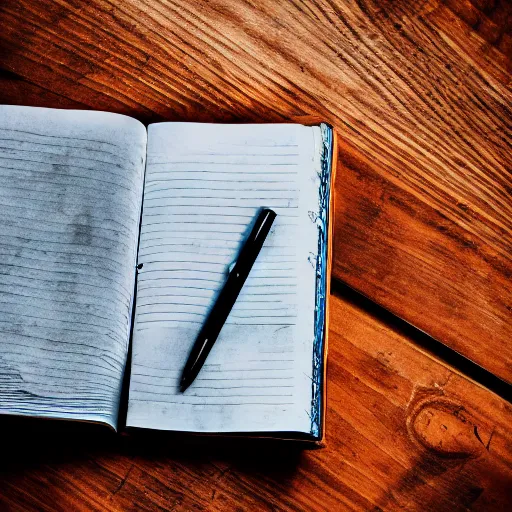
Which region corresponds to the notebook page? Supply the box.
[127,123,323,434]
[0,106,146,429]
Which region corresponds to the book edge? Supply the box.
[308,123,335,444]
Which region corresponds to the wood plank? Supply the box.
[0,69,92,110]
[1,289,511,511]
[333,138,512,389]
[0,0,510,381]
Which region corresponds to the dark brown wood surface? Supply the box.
[1,0,510,383]
[1,288,511,512]
[0,0,511,510]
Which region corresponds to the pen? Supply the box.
[180,208,277,392]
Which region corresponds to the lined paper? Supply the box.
[0,106,146,428]
[127,123,323,433]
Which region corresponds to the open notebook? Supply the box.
[0,106,334,443]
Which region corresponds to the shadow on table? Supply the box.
[0,415,306,478]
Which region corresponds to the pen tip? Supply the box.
[180,380,189,393]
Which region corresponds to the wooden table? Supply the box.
[1,0,511,510]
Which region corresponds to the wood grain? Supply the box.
[1,289,511,512]
[1,0,510,382]
[0,0,511,509]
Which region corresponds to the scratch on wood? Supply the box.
[111,463,135,497]
[473,425,485,448]
[486,428,495,452]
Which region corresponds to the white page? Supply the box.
[0,106,146,429]
[127,122,323,434]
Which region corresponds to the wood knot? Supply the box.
[406,393,486,460]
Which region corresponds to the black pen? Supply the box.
[180,208,277,392]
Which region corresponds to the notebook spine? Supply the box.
[310,123,333,439]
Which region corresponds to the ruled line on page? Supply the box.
[0,158,139,194]
[0,125,132,148]
[129,399,296,406]
[148,161,298,166]
[132,360,294,370]
[130,381,295,390]
[0,144,141,170]
[0,136,138,162]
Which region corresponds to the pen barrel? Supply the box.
[181,209,277,388]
